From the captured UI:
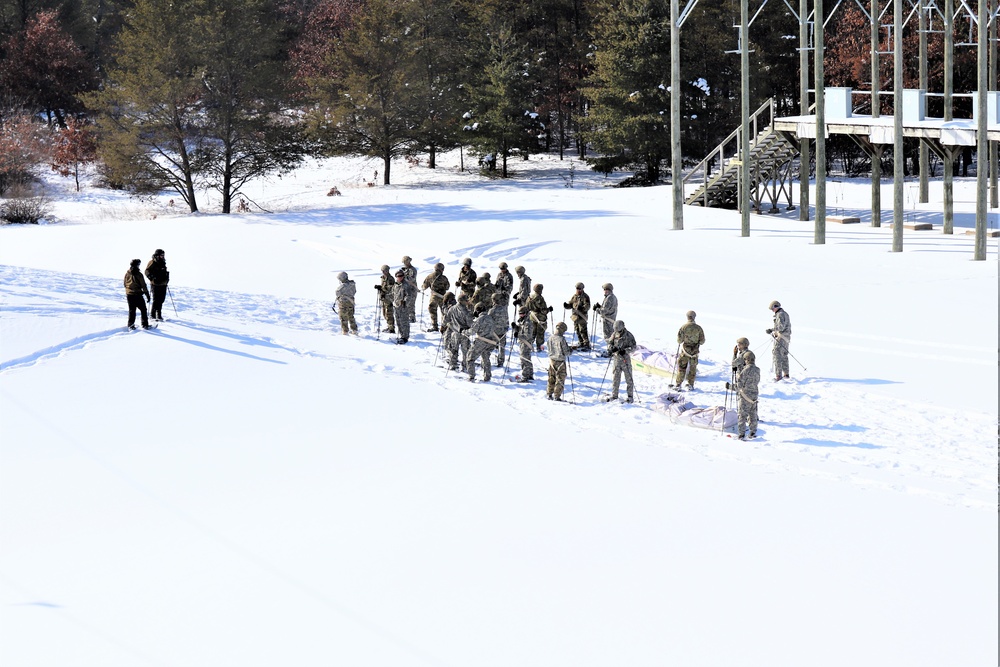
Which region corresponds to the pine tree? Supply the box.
[583,0,672,183]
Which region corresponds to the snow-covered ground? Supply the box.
[1,153,997,666]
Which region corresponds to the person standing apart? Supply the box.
[605,320,637,403]
[673,310,705,390]
[728,350,760,439]
[334,271,358,335]
[766,300,792,381]
[546,321,570,401]
[124,259,150,330]
[144,249,169,321]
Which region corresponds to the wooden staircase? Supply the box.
[683,99,799,213]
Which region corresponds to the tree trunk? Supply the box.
[383,152,391,184]
[428,145,436,169]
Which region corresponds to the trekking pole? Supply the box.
[779,337,807,371]
[590,309,597,351]
[167,286,178,317]
[721,369,734,436]
[375,290,382,341]
[501,330,515,383]
[596,354,613,398]
[420,290,425,330]
[566,357,577,404]
[433,327,445,367]
[670,342,681,387]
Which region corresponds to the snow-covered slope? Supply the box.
[1,154,996,666]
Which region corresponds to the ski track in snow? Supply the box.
[3,264,990,510]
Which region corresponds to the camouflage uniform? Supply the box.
[456,263,477,298]
[513,268,531,306]
[607,320,637,401]
[444,298,473,370]
[124,260,150,329]
[494,265,514,305]
[768,301,792,380]
[512,308,535,380]
[525,287,550,351]
[564,283,591,350]
[401,257,418,323]
[334,272,358,334]
[731,337,750,375]
[471,274,495,312]
[546,322,570,400]
[674,312,705,389]
[391,274,411,343]
[596,284,618,343]
[733,352,761,437]
[466,309,498,381]
[421,266,451,331]
[376,267,395,333]
[488,296,509,366]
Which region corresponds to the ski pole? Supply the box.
[721,369,734,436]
[590,309,597,351]
[167,286,178,317]
[433,326,444,367]
[375,290,381,341]
[596,354,613,398]
[501,328,516,383]
[670,342,681,386]
[420,290,425,330]
[778,337,807,371]
[566,356,576,404]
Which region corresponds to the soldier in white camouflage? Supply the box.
[391,270,410,344]
[466,304,498,382]
[421,263,451,331]
[605,320,637,402]
[443,293,473,370]
[594,283,618,354]
[488,292,509,367]
[546,321,570,400]
[673,310,705,390]
[766,300,792,381]
[727,350,760,439]
[511,305,535,381]
[563,282,591,351]
[334,271,358,335]
[375,265,395,334]
[525,283,551,352]
[401,256,418,323]
[494,262,513,305]
[455,257,477,298]
[513,266,531,307]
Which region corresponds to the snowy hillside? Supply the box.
[1,153,997,666]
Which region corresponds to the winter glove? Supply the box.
[593,304,601,312]
[765,328,773,334]
[375,284,382,291]
[547,306,553,312]
[512,296,521,306]
[563,302,570,309]
[511,323,519,334]
[455,281,461,287]
[725,382,731,390]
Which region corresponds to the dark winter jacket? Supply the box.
[124,267,149,297]
[144,259,169,285]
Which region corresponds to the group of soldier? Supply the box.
[334,255,792,431]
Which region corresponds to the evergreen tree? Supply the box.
[583,0,672,183]
[84,0,206,211]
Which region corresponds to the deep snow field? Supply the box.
[1,152,997,667]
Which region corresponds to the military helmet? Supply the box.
[769,300,781,310]
[491,293,503,304]
[473,303,486,316]
[381,264,390,272]
[602,283,613,291]
[518,306,529,315]
[481,271,491,281]
[743,350,756,364]
[575,282,584,290]
[498,261,508,269]
[337,271,348,281]
[435,262,445,271]
[533,284,543,293]
[555,322,568,334]
[462,257,472,267]
[515,265,525,275]
[736,336,749,347]
[476,276,486,286]
[614,320,625,332]
[402,255,412,263]
[686,310,696,321]
[458,293,470,303]
[395,269,404,278]
[153,249,165,257]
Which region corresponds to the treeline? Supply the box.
[0,0,982,213]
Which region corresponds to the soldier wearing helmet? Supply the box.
[546,321,570,401]
[455,257,477,298]
[420,262,451,331]
[525,283,551,352]
[494,262,513,306]
[726,350,760,439]
[375,265,395,334]
[594,283,618,354]
[391,270,412,344]
[563,282,591,351]
[511,305,535,382]
[673,310,705,390]
[334,271,358,335]
[731,336,750,373]
[766,300,792,381]
[400,256,418,324]
[512,265,531,306]
[605,320,637,403]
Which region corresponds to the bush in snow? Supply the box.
[1,183,51,224]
